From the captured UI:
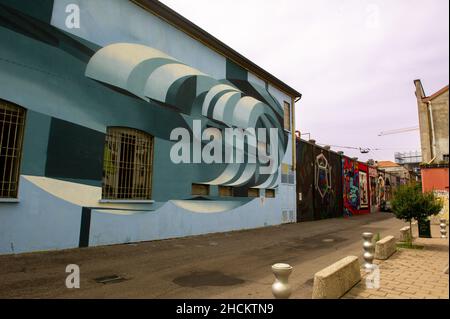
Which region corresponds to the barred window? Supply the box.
[0,100,26,199]
[283,101,291,131]
[102,127,154,200]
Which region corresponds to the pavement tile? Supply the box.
[343,226,449,300]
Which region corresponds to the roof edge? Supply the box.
[130,0,302,99]
[422,85,449,102]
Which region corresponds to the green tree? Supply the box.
[391,183,443,240]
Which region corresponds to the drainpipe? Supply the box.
[427,101,437,164]
[291,95,302,172]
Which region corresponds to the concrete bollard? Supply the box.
[399,226,411,242]
[440,219,447,239]
[271,263,292,299]
[312,256,361,299]
[374,236,397,260]
[362,232,374,271]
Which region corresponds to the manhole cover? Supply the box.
[94,275,127,284]
[322,238,335,243]
[173,271,245,287]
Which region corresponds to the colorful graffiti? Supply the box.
[368,166,378,213]
[359,170,369,209]
[342,158,370,216]
[342,157,360,216]
[296,140,405,220]
[377,172,385,205]
[315,153,331,199]
[296,140,343,221]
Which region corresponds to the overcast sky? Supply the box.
[160,0,449,162]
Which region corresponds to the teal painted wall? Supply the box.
[0,0,54,23]
[0,26,232,202]
[226,59,248,81]
[21,110,51,176]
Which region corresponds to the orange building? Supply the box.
[421,165,449,192]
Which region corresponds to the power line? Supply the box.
[315,143,417,153]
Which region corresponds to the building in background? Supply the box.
[394,151,422,180]
[0,0,300,254]
[375,160,411,185]
[414,80,449,164]
[414,79,449,223]
[414,79,449,195]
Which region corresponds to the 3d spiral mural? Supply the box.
[86,43,288,189]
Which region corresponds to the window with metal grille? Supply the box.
[102,127,154,200]
[0,100,26,199]
[283,101,291,131]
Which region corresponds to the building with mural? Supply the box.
[295,139,343,222]
[0,0,301,254]
[375,161,410,185]
[295,138,404,219]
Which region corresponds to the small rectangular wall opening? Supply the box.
[248,188,260,197]
[219,185,233,197]
[265,189,276,198]
[192,183,210,196]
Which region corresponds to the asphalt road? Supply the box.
[0,212,407,298]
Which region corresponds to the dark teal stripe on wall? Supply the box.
[45,118,105,182]
[0,0,54,24]
[21,110,51,176]
[226,59,247,81]
[79,207,91,248]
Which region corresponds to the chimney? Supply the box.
[337,151,344,155]
[414,79,426,100]
[309,139,316,144]
[323,145,331,150]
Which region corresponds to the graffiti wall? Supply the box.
[377,170,385,205]
[369,166,378,213]
[342,157,370,216]
[313,146,343,220]
[295,141,408,219]
[296,140,314,221]
[296,139,342,221]
[384,172,394,202]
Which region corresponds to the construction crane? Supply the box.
[378,126,419,136]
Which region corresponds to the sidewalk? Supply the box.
[343,225,449,299]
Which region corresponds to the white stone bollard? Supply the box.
[362,232,374,271]
[399,226,411,242]
[271,263,292,299]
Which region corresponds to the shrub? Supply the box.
[391,183,443,239]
